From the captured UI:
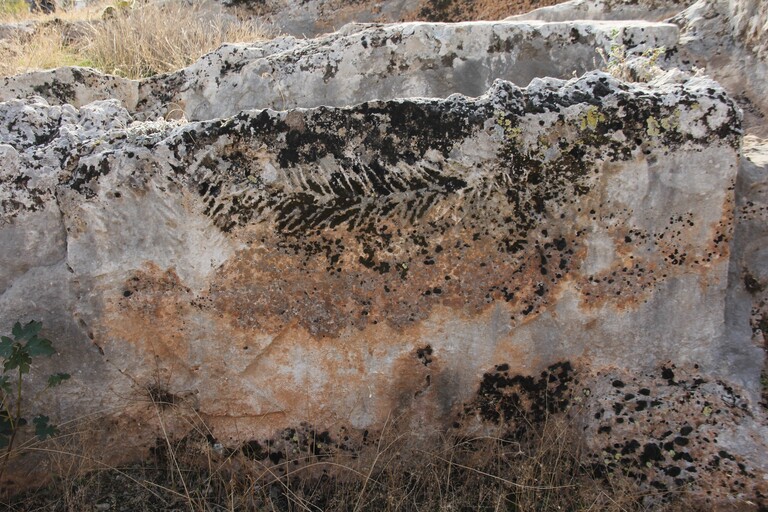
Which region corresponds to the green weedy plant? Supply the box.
[0,320,70,480]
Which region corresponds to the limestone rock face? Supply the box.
[1,2,768,505]
[729,136,768,400]
[0,21,679,121]
[511,0,768,134]
[672,0,768,136]
[237,0,422,38]
[507,0,697,22]
[1,69,758,487]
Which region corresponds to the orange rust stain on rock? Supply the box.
[575,196,735,313]
[577,255,660,312]
[105,263,195,361]
[206,224,586,339]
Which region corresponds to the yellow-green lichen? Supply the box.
[580,106,605,131]
[660,109,680,131]
[496,113,522,141]
[647,116,661,137]
[646,110,680,137]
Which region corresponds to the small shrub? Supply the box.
[0,320,70,481]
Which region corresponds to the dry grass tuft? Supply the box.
[0,22,89,76]
[83,0,266,78]
[0,0,29,18]
[0,0,267,79]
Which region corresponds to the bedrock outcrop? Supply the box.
[2,68,766,502]
[0,20,678,121]
[2,0,768,503]
[507,0,697,22]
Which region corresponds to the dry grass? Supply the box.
[0,22,90,76]
[83,0,267,78]
[1,403,696,511]
[0,364,700,511]
[0,0,267,79]
[0,0,31,18]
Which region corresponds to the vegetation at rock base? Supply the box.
[0,321,69,484]
[0,0,268,78]
[3,411,704,511]
[1,363,719,511]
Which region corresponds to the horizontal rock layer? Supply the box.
[507,0,697,22]
[0,20,679,121]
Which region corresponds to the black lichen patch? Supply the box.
[189,75,741,336]
[31,74,741,339]
[463,361,575,438]
[416,345,433,366]
[586,364,760,505]
[241,440,268,460]
[233,423,358,470]
[64,156,113,198]
[145,383,179,408]
[744,271,765,294]
[186,75,735,239]
[32,79,76,105]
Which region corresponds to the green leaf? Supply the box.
[11,322,22,338]
[33,415,58,440]
[0,337,13,359]
[4,344,32,374]
[47,373,71,388]
[0,413,24,438]
[0,375,10,394]
[18,321,42,340]
[26,336,55,357]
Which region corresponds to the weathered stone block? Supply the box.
[0,72,752,455]
[0,20,679,121]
